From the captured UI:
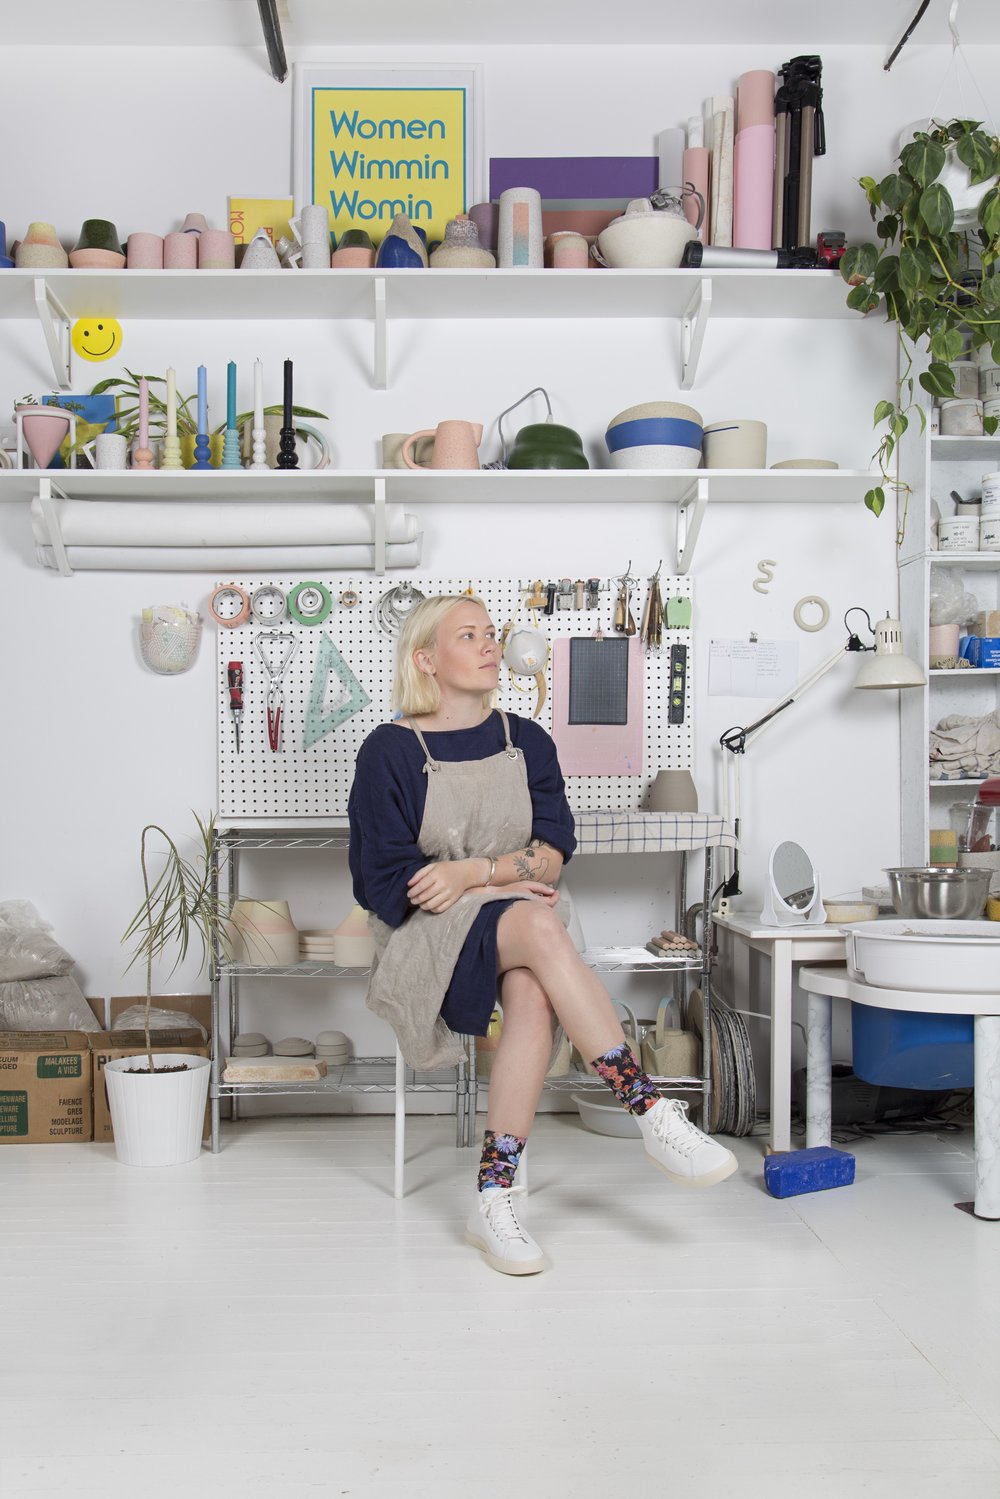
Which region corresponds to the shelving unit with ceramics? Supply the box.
[898,421,1000,865]
[0,266,876,575]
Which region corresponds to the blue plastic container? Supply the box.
[851,1002,974,1089]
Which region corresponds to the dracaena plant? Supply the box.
[841,119,1000,530]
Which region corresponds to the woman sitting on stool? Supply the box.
[348,593,737,1277]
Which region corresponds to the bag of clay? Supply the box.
[112,1004,208,1041]
[0,900,75,981]
[0,974,100,1031]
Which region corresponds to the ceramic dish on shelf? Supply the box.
[770,458,839,470]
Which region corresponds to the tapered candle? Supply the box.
[227,361,236,429]
[166,366,177,437]
[138,377,149,450]
[197,364,207,434]
[253,359,263,428]
[283,358,292,427]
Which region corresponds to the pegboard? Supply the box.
[216,575,694,821]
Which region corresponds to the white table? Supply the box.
[800,963,1000,1220]
[712,910,849,1152]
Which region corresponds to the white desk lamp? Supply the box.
[718,608,925,900]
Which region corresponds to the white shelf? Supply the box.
[929,667,1000,677]
[929,777,990,788]
[907,551,1000,570]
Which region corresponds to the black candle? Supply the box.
[283,358,293,427]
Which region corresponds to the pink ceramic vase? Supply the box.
[17,405,71,469]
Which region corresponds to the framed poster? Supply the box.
[293,64,482,245]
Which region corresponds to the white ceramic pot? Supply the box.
[703,419,767,469]
[230,898,299,966]
[980,513,1000,550]
[982,472,1000,506]
[980,366,1000,400]
[608,444,701,470]
[104,1054,211,1166]
[593,198,697,269]
[937,516,979,550]
[940,398,983,437]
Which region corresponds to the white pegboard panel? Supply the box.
[217,575,693,821]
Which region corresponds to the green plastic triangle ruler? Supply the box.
[303,632,370,749]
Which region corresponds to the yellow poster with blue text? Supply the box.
[311,88,468,245]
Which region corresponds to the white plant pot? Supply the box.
[104,1053,211,1166]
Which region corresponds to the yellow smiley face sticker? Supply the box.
[71,316,123,362]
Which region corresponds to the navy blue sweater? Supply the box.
[347,711,576,1035]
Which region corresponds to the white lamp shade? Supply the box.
[853,617,925,689]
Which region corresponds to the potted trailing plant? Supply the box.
[108,813,226,1166]
[841,118,1000,524]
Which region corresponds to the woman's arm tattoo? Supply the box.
[512,838,558,880]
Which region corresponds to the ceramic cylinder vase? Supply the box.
[230,899,299,967]
[703,420,768,468]
[198,229,236,269]
[468,202,499,256]
[163,232,197,270]
[546,231,589,268]
[127,233,164,269]
[497,187,544,268]
[646,770,699,813]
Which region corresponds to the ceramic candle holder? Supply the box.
[497,187,544,268]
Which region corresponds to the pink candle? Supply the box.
[138,377,149,450]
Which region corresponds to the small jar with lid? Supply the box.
[940,398,984,437]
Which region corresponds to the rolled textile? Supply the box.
[682,146,711,240]
[733,122,775,250]
[35,539,423,571]
[30,496,419,548]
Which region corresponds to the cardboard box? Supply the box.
[89,1030,211,1144]
[0,1032,93,1143]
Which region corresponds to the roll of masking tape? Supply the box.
[209,584,251,627]
[288,581,332,625]
[251,585,287,622]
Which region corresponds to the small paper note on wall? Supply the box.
[708,638,798,698]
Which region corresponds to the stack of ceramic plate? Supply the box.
[273,1036,315,1057]
[687,991,756,1136]
[299,929,338,962]
[316,1029,352,1064]
[231,1031,271,1057]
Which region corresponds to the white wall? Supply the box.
[2,39,995,1094]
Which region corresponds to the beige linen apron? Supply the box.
[366,709,569,1070]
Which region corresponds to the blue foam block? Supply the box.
[764,1146,855,1198]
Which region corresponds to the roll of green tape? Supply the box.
[288,581,332,625]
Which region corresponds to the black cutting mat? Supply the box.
[568,636,629,724]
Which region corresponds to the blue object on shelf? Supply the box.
[764,1146,855,1198]
[851,1002,974,1089]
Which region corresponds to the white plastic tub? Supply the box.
[844,919,1000,993]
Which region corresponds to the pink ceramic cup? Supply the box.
[163,231,197,269]
[127,233,164,269]
[547,231,590,268]
[198,229,236,269]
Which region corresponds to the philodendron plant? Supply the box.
[841,118,1000,523]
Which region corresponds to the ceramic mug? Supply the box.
[163,231,197,269]
[546,231,590,268]
[290,205,330,247]
[126,232,164,269]
[381,432,435,469]
[401,419,483,469]
[82,432,128,470]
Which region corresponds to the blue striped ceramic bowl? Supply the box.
[605,404,703,470]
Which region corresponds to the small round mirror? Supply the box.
[772,841,816,909]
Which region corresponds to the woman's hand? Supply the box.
[407,858,488,914]
[497,880,559,907]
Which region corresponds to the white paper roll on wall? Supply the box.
[29,497,419,548]
[35,540,423,572]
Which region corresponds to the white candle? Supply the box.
[253,359,263,429]
[138,377,149,450]
[166,366,177,438]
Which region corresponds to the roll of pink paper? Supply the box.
[682,147,711,242]
[733,122,775,250]
[737,70,775,131]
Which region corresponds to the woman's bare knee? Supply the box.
[498,900,573,970]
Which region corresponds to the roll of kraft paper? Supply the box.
[29,496,419,548]
[35,540,423,571]
[733,122,775,250]
[682,147,711,241]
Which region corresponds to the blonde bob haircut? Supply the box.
[392,593,493,717]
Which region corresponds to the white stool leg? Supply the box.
[393,1041,406,1200]
[805,989,833,1149]
[973,1015,1000,1220]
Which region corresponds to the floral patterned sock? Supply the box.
[478,1129,527,1191]
[591,1043,659,1116]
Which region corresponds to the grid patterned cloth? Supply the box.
[572,810,737,854]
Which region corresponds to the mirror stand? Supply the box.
[760,840,825,926]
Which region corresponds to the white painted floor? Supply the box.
[2,1114,999,1499]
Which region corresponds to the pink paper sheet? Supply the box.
[551,636,643,775]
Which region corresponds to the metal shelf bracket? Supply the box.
[680,276,712,390]
[34,477,73,576]
[33,277,72,390]
[373,276,387,389]
[372,475,387,575]
[676,475,709,574]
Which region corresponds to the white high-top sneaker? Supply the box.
[638,1098,738,1188]
[465,1187,547,1275]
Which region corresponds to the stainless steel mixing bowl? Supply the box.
[884,866,991,919]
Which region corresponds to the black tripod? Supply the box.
[773,55,826,252]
